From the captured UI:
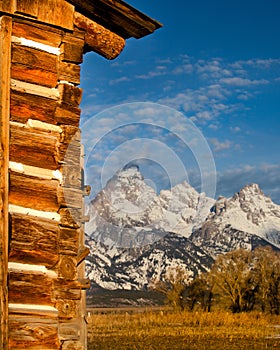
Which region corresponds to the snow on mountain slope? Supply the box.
[86,232,214,290]
[209,184,280,244]
[85,165,214,247]
[85,166,280,291]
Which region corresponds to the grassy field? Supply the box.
[87,309,280,349]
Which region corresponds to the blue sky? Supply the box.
[80,0,280,203]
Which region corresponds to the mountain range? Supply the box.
[85,165,280,303]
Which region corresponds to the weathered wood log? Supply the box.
[60,125,81,143]
[12,19,63,48]
[0,15,12,350]
[77,247,90,266]
[10,90,58,124]
[58,321,81,341]
[15,0,39,18]
[71,0,162,39]
[59,125,81,164]
[11,64,58,88]
[58,83,83,107]
[54,103,81,127]
[9,213,59,267]
[12,44,58,72]
[74,12,125,60]
[11,44,58,87]
[9,170,84,212]
[58,186,83,209]
[58,256,77,281]
[60,141,81,166]
[0,1,15,13]
[59,61,80,85]
[8,315,60,349]
[9,171,60,212]
[58,227,80,255]
[60,35,84,64]
[56,299,77,319]
[60,136,81,187]
[10,122,60,170]
[61,164,82,189]
[37,0,74,31]
[59,208,81,229]
[53,280,82,300]
[7,0,74,31]
[8,270,55,305]
[77,278,90,290]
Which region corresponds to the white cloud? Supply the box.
[136,70,166,80]
[230,126,241,133]
[109,76,131,85]
[220,77,269,86]
[172,64,194,75]
[217,163,280,204]
[196,111,212,121]
[209,138,232,152]
[111,60,137,67]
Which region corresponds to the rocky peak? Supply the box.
[233,183,263,201]
[86,169,280,292]
[117,164,143,182]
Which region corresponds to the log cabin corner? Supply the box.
[0,1,162,348]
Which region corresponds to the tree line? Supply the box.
[150,247,280,314]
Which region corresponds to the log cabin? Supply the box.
[0,1,162,348]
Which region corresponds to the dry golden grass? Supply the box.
[87,309,280,350]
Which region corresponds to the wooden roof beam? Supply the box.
[69,0,163,39]
[74,12,125,60]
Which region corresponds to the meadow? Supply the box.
[87,309,280,349]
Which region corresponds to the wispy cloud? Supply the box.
[217,164,280,204]
[209,138,232,152]
[220,77,269,86]
[80,53,280,203]
[230,126,241,133]
[136,70,167,80]
[111,60,137,67]
[109,76,131,85]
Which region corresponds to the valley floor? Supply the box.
[87,309,280,350]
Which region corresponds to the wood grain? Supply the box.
[58,227,80,255]
[74,12,125,60]
[15,0,39,18]
[10,90,58,125]
[11,44,58,87]
[12,19,63,48]
[59,208,82,229]
[9,171,60,212]
[71,0,162,39]
[37,0,74,31]
[10,123,60,170]
[59,61,80,85]
[8,271,55,305]
[9,314,60,349]
[9,213,59,267]
[0,15,12,350]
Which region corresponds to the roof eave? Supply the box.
[68,0,163,39]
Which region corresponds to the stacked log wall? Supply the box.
[3,7,92,349]
[0,1,161,349]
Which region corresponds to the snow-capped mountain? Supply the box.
[86,232,213,290]
[85,165,280,292]
[191,184,280,256]
[85,165,214,248]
